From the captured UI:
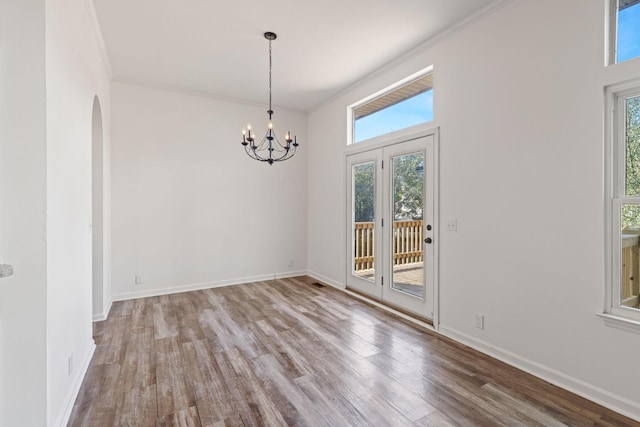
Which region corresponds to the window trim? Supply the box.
[347,65,434,146]
[604,79,640,329]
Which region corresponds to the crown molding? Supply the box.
[84,0,113,78]
[308,0,515,114]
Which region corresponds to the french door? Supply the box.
[346,134,436,319]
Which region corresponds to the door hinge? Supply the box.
[381,276,384,286]
[381,218,384,227]
[381,160,384,169]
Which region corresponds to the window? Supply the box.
[349,68,433,144]
[606,81,640,326]
[610,0,640,64]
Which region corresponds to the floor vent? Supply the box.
[311,282,326,288]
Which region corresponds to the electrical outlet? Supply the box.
[446,219,457,231]
[135,275,143,284]
[288,258,294,267]
[475,313,484,330]
[67,355,73,376]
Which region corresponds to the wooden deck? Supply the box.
[355,262,425,297]
[69,276,640,426]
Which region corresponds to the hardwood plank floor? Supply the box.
[69,276,640,426]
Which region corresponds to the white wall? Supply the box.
[111,82,307,299]
[0,0,48,425]
[308,0,640,420]
[45,0,111,424]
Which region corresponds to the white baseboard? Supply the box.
[112,271,307,302]
[275,270,308,280]
[92,299,112,322]
[438,325,640,423]
[306,270,346,290]
[54,340,96,427]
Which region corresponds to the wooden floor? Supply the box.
[69,276,639,426]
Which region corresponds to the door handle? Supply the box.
[425,237,432,244]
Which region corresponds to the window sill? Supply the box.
[597,312,640,334]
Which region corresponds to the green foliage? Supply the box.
[624,96,640,229]
[354,163,375,222]
[352,153,425,223]
[393,153,424,220]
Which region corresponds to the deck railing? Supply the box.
[622,233,640,307]
[354,222,375,271]
[393,220,423,266]
[354,220,424,271]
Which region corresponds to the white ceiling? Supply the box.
[92,0,499,112]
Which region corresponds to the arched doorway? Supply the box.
[92,96,104,318]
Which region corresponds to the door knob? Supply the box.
[425,237,432,244]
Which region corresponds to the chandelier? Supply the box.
[241,32,298,165]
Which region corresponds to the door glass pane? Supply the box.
[391,152,424,298]
[620,204,640,310]
[352,162,376,282]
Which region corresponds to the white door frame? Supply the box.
[345,126,440,328]
[346,150,384,298]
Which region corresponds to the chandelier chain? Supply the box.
[268,38,272,112]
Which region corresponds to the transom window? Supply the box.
[606,81,640,326]
[349,68,434,144]
[610,0,640,64]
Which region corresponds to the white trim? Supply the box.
[379,137,435,316]
[54,341,96,427]
[92,299,112,322]
[347,66,434,146]
[597,312,640,333]
[439,325,640,422]
[84,0,113,77]
[605,83,614,316]
[432,127,440,330]
[343,127,440,323]
[274,270,308,280]
[603,80,640,326]
[345,124,439,157]
[112,271,305,301]
[345,150,383,297]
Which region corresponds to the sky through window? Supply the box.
[354,90,433,143]
[618,2,640,63]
